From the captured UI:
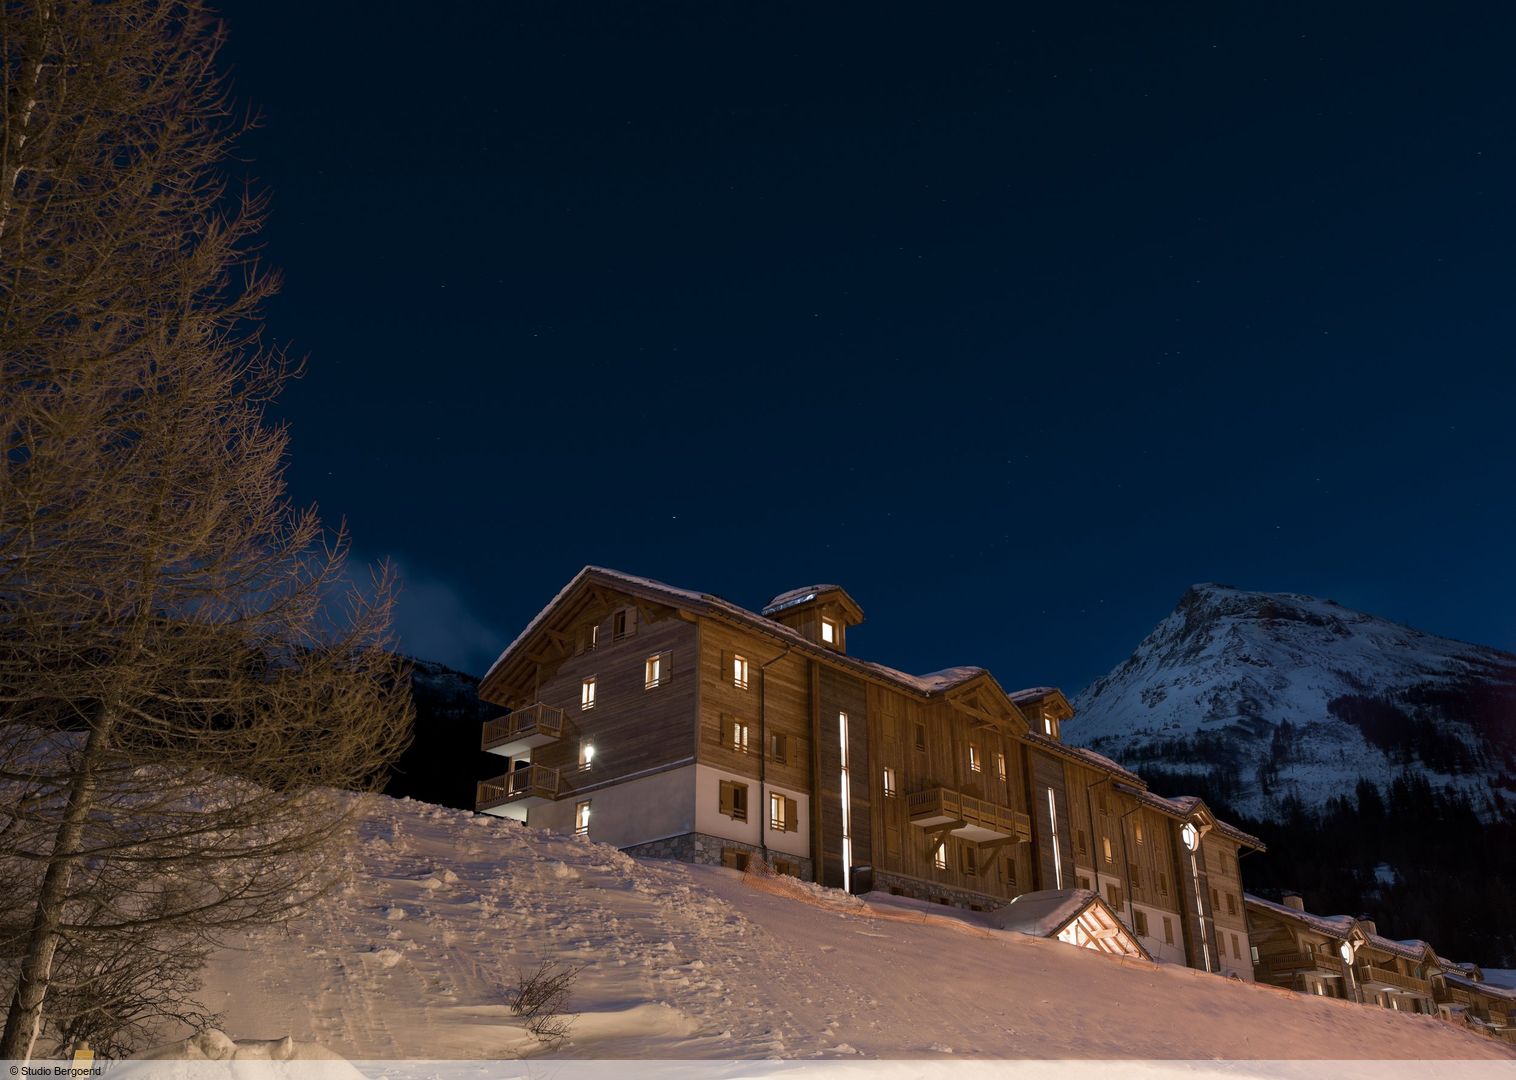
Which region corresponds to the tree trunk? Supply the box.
[0,718,110,1060]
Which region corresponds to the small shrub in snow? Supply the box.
[508,960,581,1048]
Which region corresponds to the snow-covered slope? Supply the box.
[1071,584,1516,819]
[192,793,1514,1060]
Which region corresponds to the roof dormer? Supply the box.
[1010,687,1074,741]
[761,584,864,653]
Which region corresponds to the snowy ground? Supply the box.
[194,794,1515,1061]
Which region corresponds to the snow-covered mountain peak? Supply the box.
[1071,586,1516,820]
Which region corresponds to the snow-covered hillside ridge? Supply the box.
[1071,584,1516,820]
[193,792,1515,1060]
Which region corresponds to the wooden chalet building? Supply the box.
[476,567,1264,977]
[1245,892,1516,1038]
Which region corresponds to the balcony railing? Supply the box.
[907,787,1031,842]
[1257,951,1347,984]
[1359,963,1432,997]
[477,764,562,811]
[481,702,568,753]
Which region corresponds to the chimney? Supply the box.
[1282,893,1305,912]
[1358,918,1377,936]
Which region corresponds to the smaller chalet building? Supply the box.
[1247,893,1516,1040]
[476,567,1264,978]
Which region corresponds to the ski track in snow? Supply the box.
[192,793,1516,1061]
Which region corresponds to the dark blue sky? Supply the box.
[218,1,1516,691]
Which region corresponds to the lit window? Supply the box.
[1251,945,1260,964]
[969,745,982,773]
[932,838,948,870]
[733,654,749,690]
[882,766,896,798]
[769,792,798,832]
[723,717,750,754]
[644,654,663,689]
[996,752,1007,781]
[579,741,594,769]
[587,624,598,651]
[821,618,836,644]
[1103,836,1113,864]
[581,677,596,710]
[719,780,748,822]
[1135,819,1144,845]
[574,800,591,837]
[1043,717,1053,736]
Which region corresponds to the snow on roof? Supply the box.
[987,888,1100,938]
[1008,686,1057,703]
[1244,894,1356,939]
[1023,731,1148,787]
[1362,933,1435,962]
[1441,970,1516,1002]
[484,567,998,704]
[854,663,988,694]
[761,585,844,615]
[1112,785,1264,850]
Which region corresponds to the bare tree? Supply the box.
[508,961,581,1050]
[0,0,413,1059]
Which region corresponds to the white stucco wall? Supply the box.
[693,764,811,859]
[530,764,696,848]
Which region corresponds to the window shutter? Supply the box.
[785,797,798,832]
[720,715,735,748]
[719,780,733,816]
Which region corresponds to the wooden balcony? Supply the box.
[1359,963,1432,997]
[1257,951,1347,985]
[907,787,1032,844]
[477,764,562,817]
[481,703,568,757]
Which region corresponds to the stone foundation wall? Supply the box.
[622,832,814,881]
[870,868,1008,912]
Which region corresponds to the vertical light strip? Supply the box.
[839,711,851,894]
[1190,850,1211,972]
[1047,786,1063,890]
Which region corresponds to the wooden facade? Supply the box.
[475,567,1265,976]
[1246,893,1516,1039]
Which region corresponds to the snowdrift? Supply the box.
[187,793,1514,1060]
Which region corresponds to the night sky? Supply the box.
[217,2,1516,692]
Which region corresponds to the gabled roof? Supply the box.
[480,567,1023,723]
[1442,971,1516,1002]
[989,888,1153,961]
[1024,732,1148,788]
[762,584,864,624]
[1245,894,1450,965]
[1245,894,1356,940]
[1113,783,1266,851]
